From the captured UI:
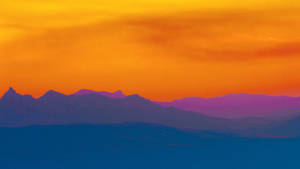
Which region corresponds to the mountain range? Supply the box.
[157,94,300,119]
[71,88,300,119]
[1,87,300,137]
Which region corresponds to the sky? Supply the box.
[1,0,300,101]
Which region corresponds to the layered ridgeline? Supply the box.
[157,94,300,119]
[1,88,300,137]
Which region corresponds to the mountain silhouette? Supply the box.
[0,88,232,131]
[1,88,300,137]
[1,87,24,103]
[73,89,126,98]
[157,94,300,119]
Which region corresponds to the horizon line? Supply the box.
[1,86,300,102]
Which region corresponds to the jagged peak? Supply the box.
[1,87,21,100]
[8,87,16,93]
[0,87,36,103]
[5,87,17,95]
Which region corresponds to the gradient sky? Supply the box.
[1,0,300,101]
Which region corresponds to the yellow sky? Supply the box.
[1,0,300,101]
[0,0,297,43]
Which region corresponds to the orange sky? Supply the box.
[1,0,300,101]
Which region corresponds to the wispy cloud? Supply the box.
[1,2,300,100]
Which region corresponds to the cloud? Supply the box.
[119,9,300,61]
[2,8,300,62]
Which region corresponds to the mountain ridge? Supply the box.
[2,87,300,119]
[0,87,279,136]
[72,89,126,98]
[1,87,300,137]
[157,93,300,119]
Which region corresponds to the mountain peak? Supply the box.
[111,90,126,98]
[1,87,20,99]
[6,87,17,95]
[114,90,124,95]
[8,87,16,92]
[0,87,24,104]
[39,90,65,99]
[73,89,95,95]
[126,94,149,102]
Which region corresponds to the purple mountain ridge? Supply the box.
[157,94,300,119]
[2,87,300,137]
[73,89,126,98]
[0,87,279,136]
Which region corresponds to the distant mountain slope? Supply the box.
[265,115,300,137]
[157,94,300,118]
[72,89,126,98]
